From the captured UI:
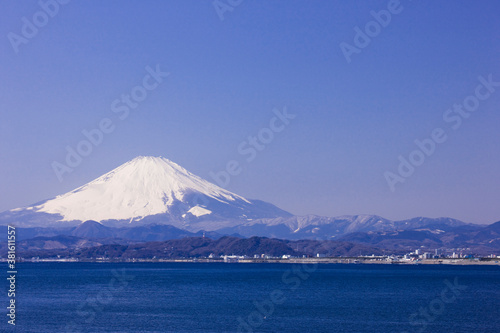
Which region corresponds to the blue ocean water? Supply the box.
[3,262,500,332]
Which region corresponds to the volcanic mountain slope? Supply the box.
[0,156,291,229]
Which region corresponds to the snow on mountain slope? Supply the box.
[36,156,249,222]
[187,206,212,217]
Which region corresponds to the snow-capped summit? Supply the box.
[1,156,292,229]
[39,156,250,222]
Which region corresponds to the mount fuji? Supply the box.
[0,156,292,230]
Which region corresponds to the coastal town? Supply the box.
[7,248,499,265]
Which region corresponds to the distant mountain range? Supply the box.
[216,215,468,240]
[1,234,387,259]
[1,220,224,243]
[2,220,498,258]
[338,221,500,252]
[1,156,499,255]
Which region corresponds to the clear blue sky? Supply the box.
[1,0,499,224]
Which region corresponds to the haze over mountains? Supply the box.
[1,156,499,254]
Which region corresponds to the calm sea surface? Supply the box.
[4,262,500,332]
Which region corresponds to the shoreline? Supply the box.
[4,258,500,265]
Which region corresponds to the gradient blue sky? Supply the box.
[1,0,499,224]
